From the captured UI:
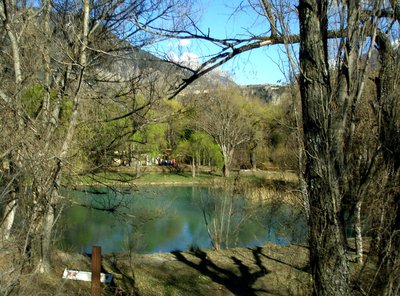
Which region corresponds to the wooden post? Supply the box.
[91,246,102,296]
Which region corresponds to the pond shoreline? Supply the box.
[64,168,301,205]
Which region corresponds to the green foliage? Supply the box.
[175,131,223,167]
[73,98,133,169]
[162,97,182,112]
[69,83,297,172]
[260,98,299,169]
[61,99,74,121]
[21,84,45,117]
[21,84,75,121]
[133,123,169,156]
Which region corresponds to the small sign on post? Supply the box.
[62,269,112,283]
[62,246,113,296]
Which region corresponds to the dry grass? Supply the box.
[241,186,302,207]
[0,239,381,296]
[0,243,312,296]
[102,243,312,296]
[0,250,93,296]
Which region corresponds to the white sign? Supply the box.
[62,268,113,283]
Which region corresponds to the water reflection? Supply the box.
[58,186,306,254]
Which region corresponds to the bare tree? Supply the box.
[0,0,194,277]
[371,29,400,295]
[195,88,257,177]
[201,181,256,250]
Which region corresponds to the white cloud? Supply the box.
[179,52,200,66]
[211,67,230,78]
[168,51,179,62]
[168,51,200,68]
[178,39,191,47]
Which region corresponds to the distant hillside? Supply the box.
[90,44,237,94]
[175,82,287,104]
[239,84,287,104]
[0,8,264,99]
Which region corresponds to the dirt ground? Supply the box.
[103,243,312,296]
[0,243,311,296]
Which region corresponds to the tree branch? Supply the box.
[168,30,344,98]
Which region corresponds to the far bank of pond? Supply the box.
[66,167,298,186]
[58,185,306,254]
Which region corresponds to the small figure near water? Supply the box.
[157,158,177,166]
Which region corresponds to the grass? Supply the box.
[61,167,301,206]
[133,172,220,185]
[63,165,298,189]
[63,166,225,186]
[0,243,312,296]
[0,238,377,296]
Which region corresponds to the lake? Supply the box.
[58,186,306,254]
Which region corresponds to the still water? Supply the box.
[58,186,306,254]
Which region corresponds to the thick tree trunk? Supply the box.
[375,31,400,295]
[378,182,400,296]
[299,1,350,295]
[36,204,55,273]
[221,146,233,177]
[249,147,257,170]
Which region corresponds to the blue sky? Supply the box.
[148,0,290,86]
[198,0,287,85]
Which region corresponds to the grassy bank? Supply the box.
[62,167,301,206]
[64,166,298,189]
[0,239,374,296]
[65,169,223,186]
[0,243,311,296]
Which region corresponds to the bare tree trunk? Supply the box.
[136,158,141,177]
[0,1,23,241]
[36,203,54,273]
[0,157,19,241]
[192,155,196,178]
[374,30,400,296]
[0,195,17,240]
[299,1,350,294]
[1,5,22,86]
[354,200,363,264]
[221,146,233,178]
[42,0,52,118]
[249,147,257,170]
[36,0,90,273]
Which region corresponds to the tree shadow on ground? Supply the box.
[251,246,311,274]
[102,254,139,296]
[172,248,271,295]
